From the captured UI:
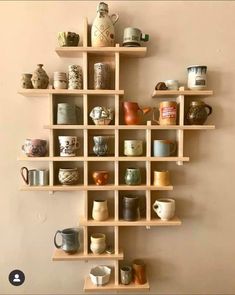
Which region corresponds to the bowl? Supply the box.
[57,32,80,47]
[89,265,111,286]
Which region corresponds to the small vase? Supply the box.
[31,64,49,89]
[125,168,141,185]
[93,136,109,156]
[21,73,33,89]
[92,171,109,185]
[122,196,140,221]
[92,200,109,221]
[90,233,106,254]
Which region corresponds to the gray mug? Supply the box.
[153,140,176,157]
[120,266,132,285]
[54,228,80,254]
[20,167,49,186]
[123,27,149,47]
[57,103,80,125]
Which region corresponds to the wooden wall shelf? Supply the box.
[18,89,124,96]
[152,89,213,97]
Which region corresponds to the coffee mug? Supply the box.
[54,227,80,254]
[152,198,175,220]
[120,266,132,285]
[124,140,143,156]
[153,170,170,186]
[153,140,176,157]
[153,101,177,126]
[21,167,49,186]
[58,168,79,185]
[58,136,80,157]
[57,103,80,125]
[123,27,149,47]
[22,138,47,157]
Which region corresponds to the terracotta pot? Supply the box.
[123,102,151,125]
[92,171,109,185]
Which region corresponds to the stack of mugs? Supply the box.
[53,72,67,89]
[68,65,83,89]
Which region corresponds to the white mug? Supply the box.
[124,140,143,156]
[58,136,80,157]
[152,198,175,220]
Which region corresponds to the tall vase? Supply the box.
[31,64,49,89]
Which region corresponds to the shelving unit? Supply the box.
[18,16,215,293]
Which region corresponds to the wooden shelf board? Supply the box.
[55,46,147,57]
[84,277,150,292]
[52,248,124,261]
[152,89,213,97]
[79,216,182,227]
[18,89,124,97]
[150,156,190,162]
[87,156,116,161]
[20,185,84,191]
[149,125,215,130]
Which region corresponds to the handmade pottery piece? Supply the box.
[53,72,67,89]
[125,168,141,185]
[164,80,179,90]
[57,32,80,47]
[94,63,110,89]
[122,196,140,221]
[54,228,80,254]
[153,140,176,157]
[22,139,47,157]
[123,102,151,125]
[89,106,113,125]
[187,65,207,90]
[124,140,143,156]
[132,259,147,285]
[91,2,119,47]
[120,266,132,285]
[58,136,80,157]
[89,266,111,286]
[20,167,38,186]
[153,198,175,220]
[153,170,170,186]
[153,101,178,125]
[31,64,49,89]
[155,82,168,90]
[186,101,212,125]
[93,136,109,156]
[58,168,79,185]
[123,27,149,47]
[57,103,80,125]
[21,73,33,89]
[68,65,83,89]
[92,171,109,185]
[90,233,106,254]
[92,200,109,221]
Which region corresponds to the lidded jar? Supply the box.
[31,64,49,89]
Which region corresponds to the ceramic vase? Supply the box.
[21,73,33,89]
[31,64,49,89]
[93,136,109,156]
[92,200,109,221]
[90,233,106,254]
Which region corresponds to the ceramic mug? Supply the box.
[153,170,170,186]
[54,227,80,254]
[58,168,79,185]
[58,136,80,157]
[124,140,143,156]
[92,171,109,185]
[90,233,106,254]
[125,168,141,185]
[153,140,176,157]
[152,198,175,220]
[20,167,38,186]
[187,65,207,90]
[92,200,109,221]
[120,266,132,285]
[123,27,149,47]
[94,63,110,90]
[132,259,147,285]
[164,80,179,90]
[22,139,47,157]
[153,101,177,126]
[57,103,80,125]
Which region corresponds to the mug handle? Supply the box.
[110,13,119,24]
[152,107,160,124]
[54,230,62,249]
[140,33,149,42]
[170,141,177,155]
[20,167,29,185]
[205,104,213,116]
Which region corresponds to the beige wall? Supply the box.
[0,1,235,294]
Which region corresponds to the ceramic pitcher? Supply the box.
[91,2,119,47]
[123,102,151,125]
[186,101,212,125]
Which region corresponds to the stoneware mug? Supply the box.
[57,103,80,125]
[153,170,170,186]
[21,167,49,186]
[123,27,149,47]
[120,265,132,285]
[54,227,80,254]
[187,65,207,90]
[22,138,47,157]
[153,140,176,157]
[153,101,177,126]
[124,140,143,156]
[152,198,175,221]
[58,136,80,157]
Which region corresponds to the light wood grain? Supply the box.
[18,89,124,96]
[152,89,213,97]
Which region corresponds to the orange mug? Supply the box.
[153,101,177,125]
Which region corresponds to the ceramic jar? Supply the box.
[21,73,33,89]
[92,200,109,221]
[92,171,109,185]
[186,101,212,125]
[93,136,109,156]
[31,64,49,89]
[68,65,83,89]
[91,2,119,47]
[187,65,207,90]
[89,106,113,125]
[53,72,67,89]
[94,63,110,89]
[22,139,47,157]
[124,140,143,156]
[123,102,151,125]
[90,233,106,254]
[58,168,79,185]
[122,196,140,221]
[125,168,141,185]
[57,103,80,125]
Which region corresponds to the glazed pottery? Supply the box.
[124,140,143,156]
[123,27,149,47]
[68,65,83,89]
[132,259,147,285]
[89,106,113,125]
[153,101,177,126]
[93,136,109,156]
[94,63,110,89]
[58,168,79,185]
[92,200,109,221]
[21,73,33,89]
[20,167,37,186]
[90,265,111,286]
[90,233,106,254]
[31,64,49,89]
[186,101,212,125]
[54,228,80,254]
[58,136,80,157]
[91,2,119,47]
[187,65,207,90]
[120,266,132,285]
[123,102,151,125]
[125,168,141,185]
[53,72,67,89]
[164,80,179,90]
[152,198,175,221]
[22,138,47,157]
[153,140,176,157]
[153,170,170,186]
[57,103,80,125]
[57,32,79,47]
[123,196,140,221]
[92,171,109,185]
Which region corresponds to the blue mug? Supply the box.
[153,140,176,157]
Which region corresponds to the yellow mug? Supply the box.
[153,101,177,125]
[153,170,170,186]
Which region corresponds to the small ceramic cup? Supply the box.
[120,266,132,285]
[54,228,80,254]
[164,80,179,90]
[153,170,170,186]
[124,140,143,156]
[152,198,175,220]
[58,168,79,185]
[58,136,80,157]
[92,171,109,185]
[153,140,176,157]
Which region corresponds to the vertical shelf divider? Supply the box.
[177,86,185,166]
[49,93,54,194]
[146,121,151,222]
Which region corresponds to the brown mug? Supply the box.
[153,101,177,125]
[132,259,147,285]
[92,171,109,185]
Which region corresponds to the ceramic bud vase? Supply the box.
[92,200,109,221]
[93,136,109,156]
[90,233,106,254]
[31,64,49,89]
[125,168,141,185]
[91,2,119,47]
[122,196,140,221]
